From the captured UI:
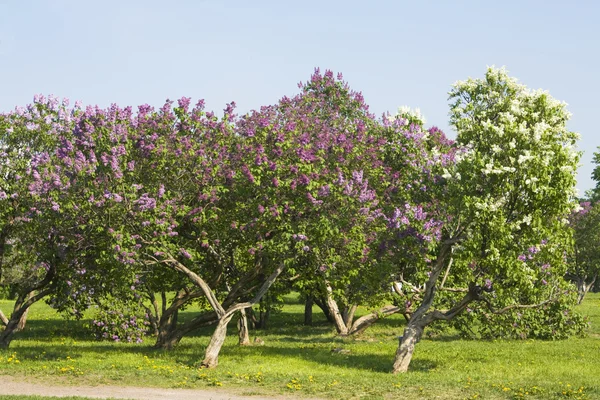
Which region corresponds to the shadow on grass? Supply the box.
[7,336,440,375]
[6,308,446,374]
[10,318,94,341]
[218,342,440,373]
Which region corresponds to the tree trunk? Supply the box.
[257,308,270,329]
[391,243,454,373]
[313,295,334,323]
[154,309,179,349]
[247,307,258,329]
[325,284,349,335]
[143,290,161,336]
[0,308,8,326]
[161,291,168,315]
[343,304,358,330]
[237,308,250,346]
[0,301,30,349]
[14,306,29,332]
[201,314,234,368]
[304,297,313,326]
[392,323,423,374]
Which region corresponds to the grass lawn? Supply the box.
[1,293,599,400]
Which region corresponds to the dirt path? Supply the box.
[0,375,316,400]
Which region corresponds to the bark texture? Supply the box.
[304,297,313,326]
[201,314,234,368]
[325,284,351,335]
[14,307,28,332]
[313,296,334,323]
[348,305,403,336]
[237,308,250,346]
[392,324,423,373]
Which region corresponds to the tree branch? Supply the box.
[159,255,226,317]
[440,287,469,293]
[481,297,554,315]
[426,290,476,324]
[220,263,286,319]
[439,257,454,289]
[0,308,8,326]
[399,278,423,294]
[349,304,403,335]
[324,282,349,335]
[25,262,56,294]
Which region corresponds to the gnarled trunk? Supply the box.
[201,314,234,368]
[13,292,33,333]
[392,323,423,373]
[142,290,161,336]
[0,298,30,349]
[163,259,285,365]
[391,243,456,373]
[325,285,349,335]
[343,304,358,329]
[0,287,51,349]
[0,317,22,349]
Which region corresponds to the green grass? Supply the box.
[1,294,599,399]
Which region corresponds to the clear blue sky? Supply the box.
[1,1,598,194]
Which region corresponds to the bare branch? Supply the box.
[439,256,454,289]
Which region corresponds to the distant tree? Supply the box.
[589,151,600,202]
[567,201,600,303]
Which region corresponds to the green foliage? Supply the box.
[0,285,14,300]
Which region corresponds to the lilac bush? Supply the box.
[0,68,585,377]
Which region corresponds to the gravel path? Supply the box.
[0,375,315,400]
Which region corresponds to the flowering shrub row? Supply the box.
[0,67,584,372]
